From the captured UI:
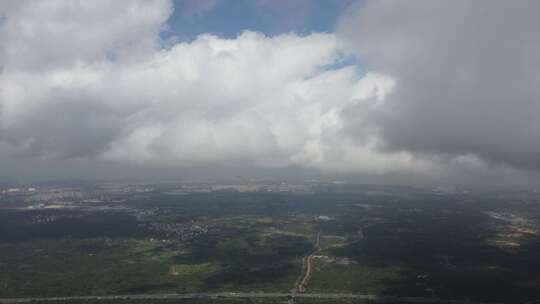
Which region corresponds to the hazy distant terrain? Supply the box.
[1,182,540,303]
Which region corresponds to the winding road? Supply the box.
[0,229,517,304]
[296,231,321,293]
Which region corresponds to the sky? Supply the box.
[1,0,540,188]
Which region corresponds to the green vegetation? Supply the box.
[1,186,540,303]
[0,238,172,297]
[309,261,405,294]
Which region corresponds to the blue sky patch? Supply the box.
[163,0,354,41]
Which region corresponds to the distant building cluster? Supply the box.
[1,187,37,195]
[167,182,314,194]
[141,221,209,242]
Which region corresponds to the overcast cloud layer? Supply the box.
[340,0,540,171]
[1,0,540,186]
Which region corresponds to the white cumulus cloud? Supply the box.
[0,0,421,179]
